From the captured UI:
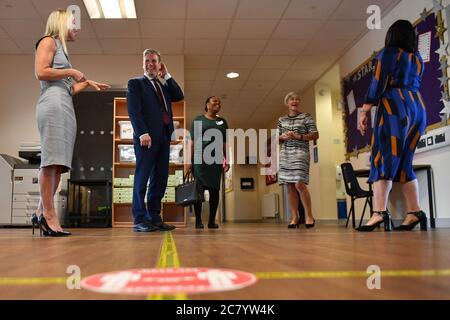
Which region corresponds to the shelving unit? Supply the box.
[112,97,187,227]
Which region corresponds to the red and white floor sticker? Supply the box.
[81,268,257,295]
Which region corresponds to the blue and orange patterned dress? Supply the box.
[365,46,427,183]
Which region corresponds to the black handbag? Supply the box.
[175,172,205,207]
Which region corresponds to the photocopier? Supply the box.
[0,154,67,226]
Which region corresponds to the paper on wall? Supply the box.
[347,90,356,115]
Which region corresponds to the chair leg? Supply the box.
[359,198,369,228]
[345,203,353,228]
[351,198,356,228]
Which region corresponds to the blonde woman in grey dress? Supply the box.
[33,10,110,236]
[278,92,319,229]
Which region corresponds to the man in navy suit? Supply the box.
[127,49,184,232]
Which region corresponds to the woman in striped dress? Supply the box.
[278,92,319,229]
[357,20,427,232]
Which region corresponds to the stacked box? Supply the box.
[162,187,176,202]
[175,170,184,185]
[113,187,133,203]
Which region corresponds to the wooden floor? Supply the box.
[0,222,449,300]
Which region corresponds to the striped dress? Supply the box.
[278,113,318,185]
[365,46,426,183]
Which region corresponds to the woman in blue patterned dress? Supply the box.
[357,20,427,232]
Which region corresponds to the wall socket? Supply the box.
[416,125,450,154]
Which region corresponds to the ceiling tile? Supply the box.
[185,80,213,91]
[274,80,310,92]
[67,39,102,54]
[249,69,285,81]
[283,0,341,19]
[185,55,221,69]
[282,69,322,81]
[185,69,217,81]
[31,0,90,19]
[76,20,97,39]
[331,0,396,20]
[141,39,183,54]
[14,38,36,54]
[243,81,277,91]
[184,39,225,54]
[220,55,259,68]
[224,40,267,55]
[185,20,231,39]
[139,20,184,39]
[100,39,142,54]
[0,26,8,38]
[302,38,353,55]
[255,55,296,69]
[263,39,308,55]
[237,90,270,103]
[229,20,278,39]
[0,38,21,53]
[93,20,140,38]
[320,20,366,40]
[187,0,239,19]
[135,0,186,19]
[291,55,336,70]
[272,20,323,39]
[211,80,245,91]
[236,0,290,19]
[1,0,41,19]
[0,19,44,39]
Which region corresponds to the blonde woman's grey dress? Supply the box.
[35,37,75,172]
[278,113,318,185]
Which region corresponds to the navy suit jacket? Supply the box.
[127,76,184,142]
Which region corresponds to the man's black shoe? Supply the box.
[153,222,176,231]
[208,223,219,229]
[134,222,158,232]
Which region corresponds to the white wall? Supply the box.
[0,54,184,157]
[339,0,450,222]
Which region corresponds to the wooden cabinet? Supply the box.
[112,97,187,227]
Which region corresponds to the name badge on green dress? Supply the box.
[216,120,224,125]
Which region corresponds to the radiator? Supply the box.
[261,193,279,218]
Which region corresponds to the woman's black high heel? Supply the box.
[38,215,71,237]
[356,210,392,232]
[305,219,315,229]
[288,222,300,229]
[31,213,49,236]
[393,211,427,231]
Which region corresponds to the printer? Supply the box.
[0,154,68,226]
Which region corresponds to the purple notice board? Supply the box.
[342,13,444,155]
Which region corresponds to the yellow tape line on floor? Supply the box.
[148,231,187,300]
[1,269,449,287]
[255,269,450,279]
[0,277,66,285]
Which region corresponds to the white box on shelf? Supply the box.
[118,144,136,162]
[118,121,133,140]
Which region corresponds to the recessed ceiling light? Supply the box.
[83,0,136,19]
[226,72,239,79]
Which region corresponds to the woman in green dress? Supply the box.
[187,96,229,229]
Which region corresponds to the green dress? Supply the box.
[189,115,228,190]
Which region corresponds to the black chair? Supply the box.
[340,163,373,228]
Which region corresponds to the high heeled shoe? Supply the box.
[31,213,49,236]
[393,211,427,231]
[38,215,71,237]
[287,222,300,229]
[356,210,392,232]
[305,219,315,229]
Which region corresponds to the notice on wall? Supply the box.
[418,31,431,63]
